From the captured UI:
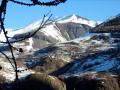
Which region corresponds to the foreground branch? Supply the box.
[1,20,19,80]
[9,0,66,6]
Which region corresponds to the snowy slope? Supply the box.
[40,24,67,42]
[0,58,34,81]
[64,54,118,76]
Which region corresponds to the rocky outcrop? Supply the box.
[55,22,90,40]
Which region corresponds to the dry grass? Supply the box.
[13,73,66,90]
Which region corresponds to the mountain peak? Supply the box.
[58,14,97,27]
[59,14,88,22]
[71,14,78,19]
[68,14,78,22]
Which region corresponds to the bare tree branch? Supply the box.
[9,0,66,6]
[8,0,35,6]
[1,20,19,80]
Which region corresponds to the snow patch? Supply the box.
[41,25,67,42]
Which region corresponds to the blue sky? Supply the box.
[3,0,120,29]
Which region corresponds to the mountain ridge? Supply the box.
[0,14,99,50]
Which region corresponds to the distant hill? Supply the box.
[91,14,120,33]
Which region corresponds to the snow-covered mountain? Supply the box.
[0,14,99,50]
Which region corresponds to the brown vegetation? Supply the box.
[13,73,66,90]
[60,73,120,90]
[0,72,120,90]
[33,58,68,74]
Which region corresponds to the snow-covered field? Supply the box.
[0,58,34,82]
